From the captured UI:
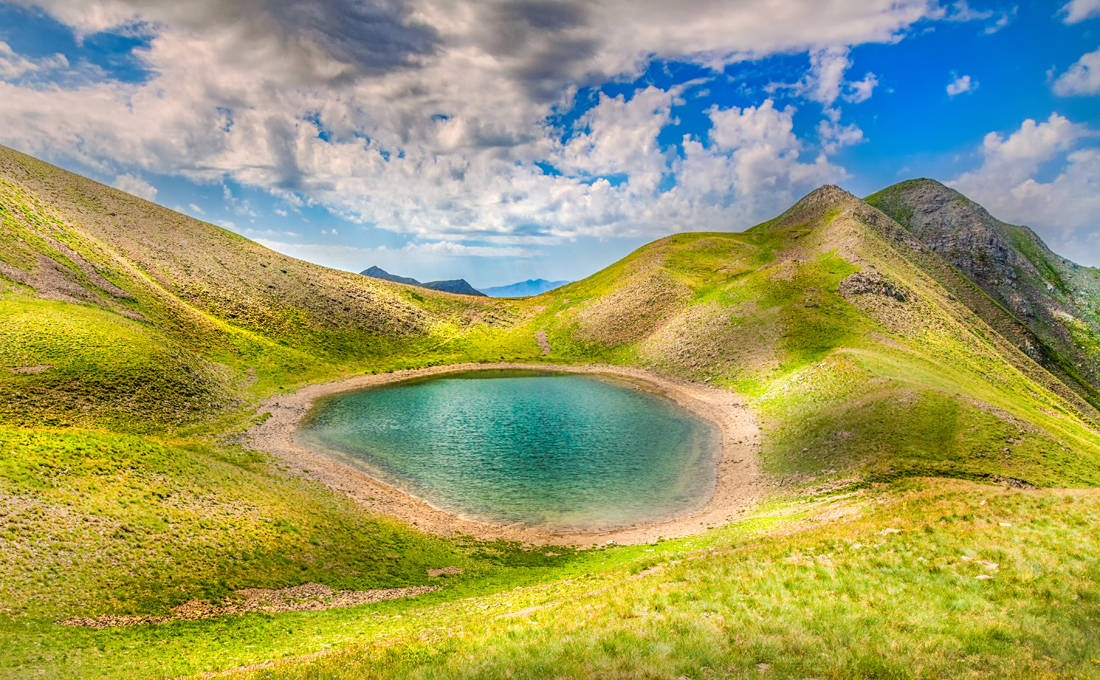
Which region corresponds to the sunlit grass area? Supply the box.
[8,481,1092,679]
[230,481,1100,680]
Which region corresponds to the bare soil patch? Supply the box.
[427,567,463,577]
[7,364,52,374]
[534,330,551,355]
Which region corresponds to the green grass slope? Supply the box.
[1,146,1099,679]
[0,144,548,433]
[0,145,557,675]
[528,186,1100,489]
[237,481,1100,680]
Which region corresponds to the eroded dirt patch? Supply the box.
[534,330,551,356]
[7,364,52,374]
[427,567,463,577]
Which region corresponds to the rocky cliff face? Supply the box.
[868,179,1100,389]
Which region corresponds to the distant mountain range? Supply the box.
[480,279,570,297]
[361,267,570,298]
[360,266,486,297]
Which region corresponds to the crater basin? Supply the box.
[296,370,721,532]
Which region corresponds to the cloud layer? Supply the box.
[1060,0,1100,24]
[0,0,935,247]
[2,1,1095,270]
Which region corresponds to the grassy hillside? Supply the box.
[0,145,559,674]
[2,146,1099,679]
[236,481,1100,680]
[0,145,547,433]
[527,186,1100,489]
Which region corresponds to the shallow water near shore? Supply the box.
[296,370,721,531]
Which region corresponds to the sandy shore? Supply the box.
[246,363,763,546]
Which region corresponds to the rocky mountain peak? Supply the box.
[868,179,1100,390]
[764,184,862,232]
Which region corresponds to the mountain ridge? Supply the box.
[360,265,487,297]
[868,178,1100,394]
[480,278,571,297]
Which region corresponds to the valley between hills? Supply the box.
[2,143,1100,678]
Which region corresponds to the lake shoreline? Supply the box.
[246,363,764,546]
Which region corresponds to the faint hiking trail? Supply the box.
[58,583,439,628]
[534,330,551,355]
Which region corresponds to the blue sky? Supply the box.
[0,0,1098,287]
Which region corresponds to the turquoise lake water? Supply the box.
[297,370,720,531]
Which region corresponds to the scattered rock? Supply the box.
[0,260,30,287]
[40,234,134,300]
[32,253,97,304]
[838,271,912,303]
[116,308,149,322]
[987,474,1035,489]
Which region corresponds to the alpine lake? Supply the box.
[297,370,720,531]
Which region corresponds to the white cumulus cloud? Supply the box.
[817,119,865,154]
[0,41,68,80]
[112,173,158,201]
[845,72,879,103]
[1060,0,1100,23]
[946,73,976,96]
[790,46,880,107]
[1053,47,1100,96]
